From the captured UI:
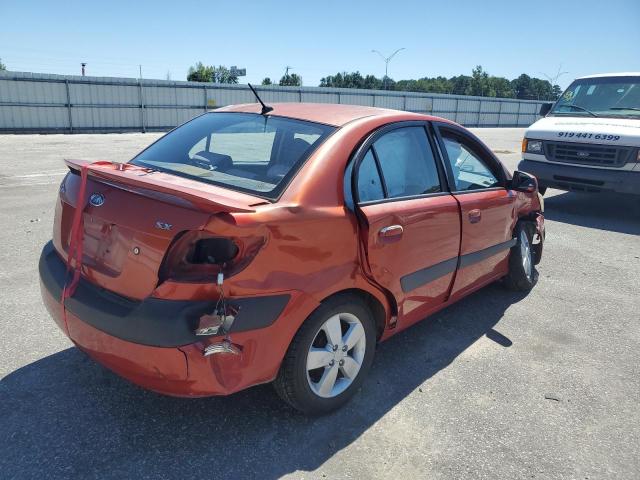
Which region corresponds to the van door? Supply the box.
[434,124,517,300]
[354,123,461,329]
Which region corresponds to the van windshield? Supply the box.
[550,76,640,119]
[131,112,335,200]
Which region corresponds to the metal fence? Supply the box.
[0,71,547,133]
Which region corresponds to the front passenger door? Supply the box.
[435,125,517,300]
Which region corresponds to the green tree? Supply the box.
[187,63,238,83]
[316,67,558,100]
[450,75,473,95]
[381,75,395,90]
[488,76,514,98]
[261,77,272,85]
[320,71,380,89]
[511,74,534,99]
[187,62,213,82]
[363,74,383,90]
[279,73,302,86]
[470,65,493,97]
[0,58,6,71]
[319,73,343,87]
[530,78,549,100]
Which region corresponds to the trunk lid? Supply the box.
[52,160,257,300]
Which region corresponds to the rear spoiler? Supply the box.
[64,159,257,213]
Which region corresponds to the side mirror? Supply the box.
[511,170,538,193]
[539,103,553,116]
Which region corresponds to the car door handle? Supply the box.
[468,209,482,224]
[379,225,404,239]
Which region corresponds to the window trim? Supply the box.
[370,147,389,198]
[350,121,448,206]
[432,122,509,194]
[358,190,454,207]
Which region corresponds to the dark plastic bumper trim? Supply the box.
[39,241,289,347]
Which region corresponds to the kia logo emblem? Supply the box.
[89,193,105,207]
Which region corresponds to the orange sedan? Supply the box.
[39,102,544,414]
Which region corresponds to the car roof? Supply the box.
[576,72,640,79]
[215,102,428,127]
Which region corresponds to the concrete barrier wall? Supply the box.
[0,71,547,133]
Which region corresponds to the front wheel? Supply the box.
[274,295,376,415]
[504,222,538,291]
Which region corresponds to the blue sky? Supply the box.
[1,0,638,89]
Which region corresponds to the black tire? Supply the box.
[274,294,376,415]
[538,186,547,196]
[504,222,538,291]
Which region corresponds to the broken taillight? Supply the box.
[158,231,264,283]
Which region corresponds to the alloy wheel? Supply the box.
[520,229,532,281]
[306,312,367,398]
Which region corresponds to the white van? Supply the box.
[519,73,640,195]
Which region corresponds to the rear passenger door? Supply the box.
[353,123,461,329]
[434,124,517,300]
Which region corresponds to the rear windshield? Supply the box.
[550,76,640,119]
[131,112,335,200]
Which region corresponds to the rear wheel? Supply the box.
[504,222,538,291]
[274,295,376,415]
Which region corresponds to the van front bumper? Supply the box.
[38,241,306,397]
[518,159,640,195]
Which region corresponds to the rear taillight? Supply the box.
[158,231,263,283]
[190,237,239,264]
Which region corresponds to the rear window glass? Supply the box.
[132,113,335,200]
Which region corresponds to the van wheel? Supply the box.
[504,222,538,291]
[274,295,376,415]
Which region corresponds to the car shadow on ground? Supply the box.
[1,284,527,479]
[543,191,640,235]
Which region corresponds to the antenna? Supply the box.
[247,83,273,115]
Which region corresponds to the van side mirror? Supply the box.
[539,103,553,116]
[511,170,538,193]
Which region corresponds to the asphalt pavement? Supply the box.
[0,129,638,479]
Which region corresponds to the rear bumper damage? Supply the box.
[39,241,302,396]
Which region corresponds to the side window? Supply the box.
[441,133,500,191]
[373,127,441,198]
[357,149,384,202]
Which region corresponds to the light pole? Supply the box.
[540,64,569,99]
[371,48,405,89]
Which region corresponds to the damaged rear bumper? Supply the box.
[39,241,302,396]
